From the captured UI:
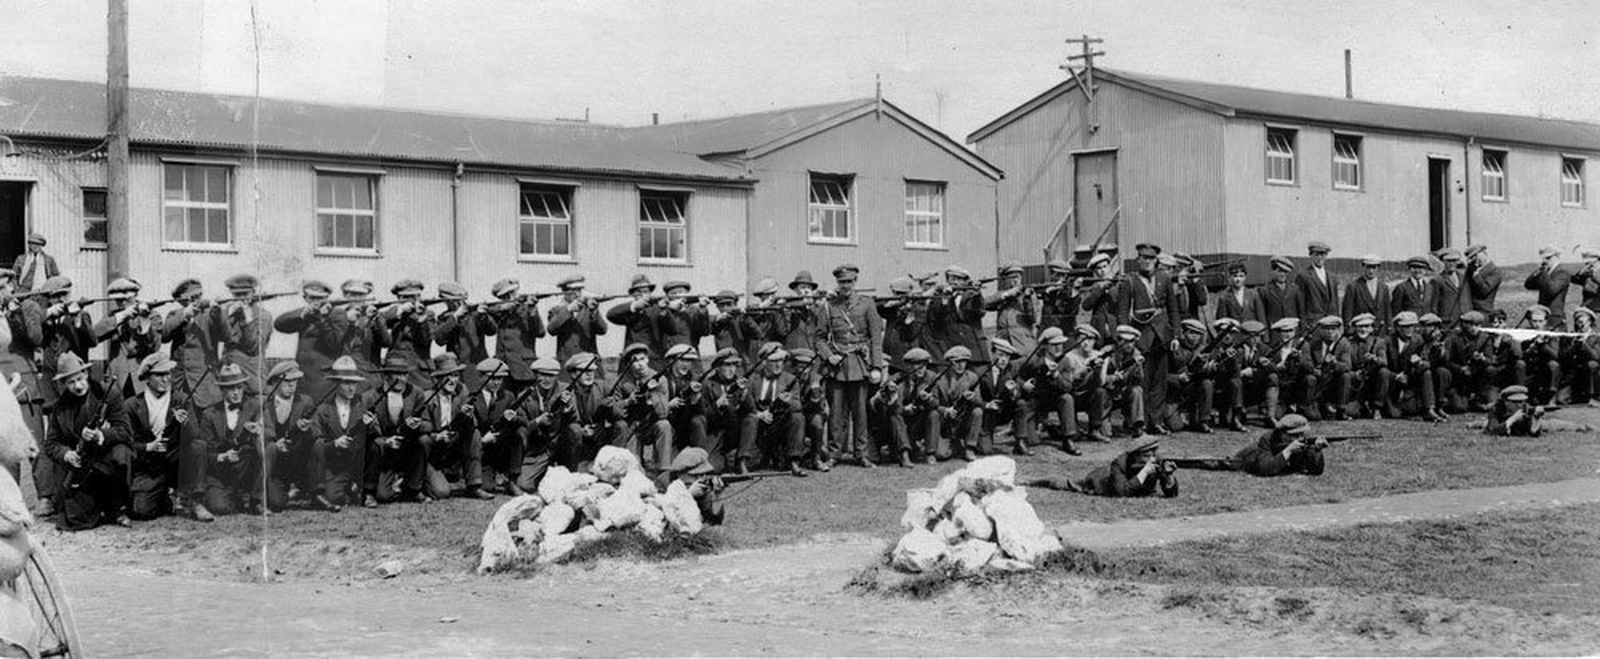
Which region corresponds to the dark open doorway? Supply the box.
[1427,158,1450,251]
[0,182,29,270]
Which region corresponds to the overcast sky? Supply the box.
[2,0,1596,139]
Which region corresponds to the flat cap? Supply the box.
[1360,254,1382,267]
[1047,258,1072,273]
[1316,315,1344,328]
[530,357,561,375]
[390,278,423,296]
[107,277,141,297]
[1135,243,1162,256]
[171,278,202,298]
[340,279,373,296]
[564,353,600,373]
[1271,317,1300,332]
[669,447,716,475]
[1527,304,1550,316]
[751,277,780,296]
[1275,413,1309,435]
[1179,318,1206,334]
[1539,246,1562,259]
[437,282,468,300]
[787,348,816,364]
[1040,327,1070,345]
[225,274,259,291]
[1436,247,1463,262]
[1406,256,1434,270]
[943,346,973,362]
[998,261,1024,277]
[622,342,653,360]
[1419,313,1443,325]
[662,280,691,293]
[1174,253,1196,268]
[1087,253,1112,268]
[1240,320,1267,334]
[1269,255,1294,272]
[1211,318,1239,332]
[903,347,932,364]
[712,289,739,303]
[1115,324,1141,341]
[664,344,697,361]
[764,347,789,362]
[302,280,333,298]
[1350,313,1376,327]
[137,354,177,379]
[491,278,521,299]
[1075,325,1102,341]
[888,277,915,294]
[628,274,656,293]
[1459,310,1486,325]
[1393,311,1420,327]
[556,274,586,289]
[988,338,1019,357]
[267,361,305,382]
[1464,244,1487,258]
[1126,435,1160,454]
[711,347,743,366]
[1307,241,1331,254]
[944,265,972,280]
[1157,254,1179,268]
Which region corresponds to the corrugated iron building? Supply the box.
[0,77,997,358]
[969,69,1600,271]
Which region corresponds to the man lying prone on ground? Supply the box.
[1026,435,1178,498]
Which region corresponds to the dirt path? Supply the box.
[1053,476,1600,550]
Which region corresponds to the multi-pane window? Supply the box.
[1332,134,1362,190]
[519,185,573,258]
[807,174,853,242]
[81,188,107,246]
[904,181,945,247]
[1482,149,1507,201]
[1561,158,1585,207]
[162,163,231,245]
[315,173,378,251]
[639,190,688,262]
[1265,127,1296,184]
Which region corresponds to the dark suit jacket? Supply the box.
[1259,282,1303,325]
[1431,271,1468,324]
[1390,278,1435,317]
[547,302,607,363]
[1524,266,1573,328]
[1214,287,1267,325]
[1466,260,1503,313]
[1295,266,1339,322]
[1340,277,1391,325]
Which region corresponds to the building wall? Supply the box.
[5,143,749,359]
[971,82,1228,264]
[743,112,998,288]
[1464,143,1600,263]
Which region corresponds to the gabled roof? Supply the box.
[0,76,750,184]
[634,97,1003,180]
[968,68,1600,152]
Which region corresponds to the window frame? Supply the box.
[1264,126,1298,186]
[1481,148,1508,202]
[1331,132,1363,191]
[903,179,947,250]
[313,171,381,256]
[80,187,108,250]
[1561,156,1585,208]
[160,159,236,251]
[517,183,578,262]
[637,188,690,265]
[806,172,856,245]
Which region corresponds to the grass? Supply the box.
[1059,503,1600,618]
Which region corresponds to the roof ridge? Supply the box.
[638,97,875,129]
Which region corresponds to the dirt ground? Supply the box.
[42,475,1600,657]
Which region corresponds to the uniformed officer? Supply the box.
[1115,244,1180,434]
[815,263,885,467]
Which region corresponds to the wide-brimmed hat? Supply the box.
[216,363,249,388]
[431,353,466,377]
[326,356,366,382]
[789,270,818,290]
[378,355,412,375]
[52,353,91,381]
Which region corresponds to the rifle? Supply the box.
[374,297,450,311]
[1318,433,1383,443]
[718,469,805,485]
[590,293,634,304]
[64,373,118,490]
[1162,457,1240,471]
[298,384,342,421]
[1185,326,1238,371]
[176,361,217,410]
[216,291,299,305]
[1199,257,1248,270]
[907,362,955,411]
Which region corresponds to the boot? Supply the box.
[1013,442,1035,457]
[1226,409,1248,432]
[191,502,216,523]
[960,447,977,461]
[1061,437,1083,456]
[898,449,913,469]
[789,460,809,477]
[312,493,343,512]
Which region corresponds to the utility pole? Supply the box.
[1060,34,1105,145]
[106,0,130,282]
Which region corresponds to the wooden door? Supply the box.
[1074,150,1118,246]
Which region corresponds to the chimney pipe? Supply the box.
[652,113,659,126]
[1344,49,1353,99]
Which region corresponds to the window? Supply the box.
[315,173,378,251]
[519,185,574,258]
[807,173,853,242]
[638,190,688,262]
[81,188,107,247]
[1562,157,1585,207]
[162,163,232,246]
[904,181,945,247]
[1482,149,1507,201]
[1265,127,1297,185]
[1332,134,1362,190]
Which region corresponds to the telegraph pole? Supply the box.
[106,0,130,282]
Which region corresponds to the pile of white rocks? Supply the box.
[477,446,707,574]
[892,456,1064,576]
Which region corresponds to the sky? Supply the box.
[1,0,1596,140]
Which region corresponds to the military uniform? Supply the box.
[814,264,885,465]
[1115,244,1180,431]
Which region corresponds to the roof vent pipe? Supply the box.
[1344,49,1353,99]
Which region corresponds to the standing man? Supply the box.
[485,279,545,388]
[1214,262,1267,326]
[1570,249,1600,314]
[1391,256,1436,318]
[40,277,96,409]
[382,278,437,390]
[1296,241,1339,324]
[1464,244,1502,314]
[92,277,161,397]
[331,279,391,384]
[13,233,58,294]
[272,280,342,399]
[1340,255,1391,328]
[783,271,822,351]
[1260,256,1304,325]
[1525,246,1573,330]
[1078,253,1119,339]
[658,281,711,352]
[547,274,607,366]
[606,275,665,359]
[1115,243,1181,434]
[987,261,1037,358]
[219,274,276,395]
[432,282,495,392]
[1,268,47,514]
[162,279,222,412]
[1431,248,1468,325]
[815,264,885,468]
[1036,259,1080,333]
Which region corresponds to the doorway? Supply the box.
[1073,150,1118,246]
[1427,158,1450,251]
[0,182,28,270]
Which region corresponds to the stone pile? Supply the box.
[477,446,705,574]
[891,456,1063,576]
